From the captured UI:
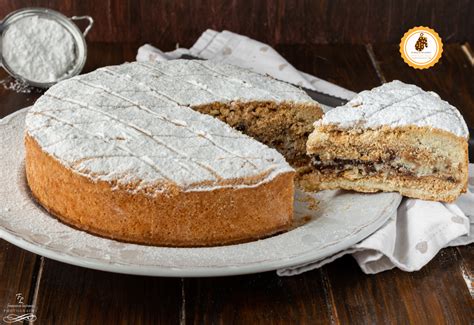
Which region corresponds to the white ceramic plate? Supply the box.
[0,108,401,277]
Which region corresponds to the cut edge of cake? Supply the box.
[192,99,323,168]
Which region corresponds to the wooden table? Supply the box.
[0,42,473,324]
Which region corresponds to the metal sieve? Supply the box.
[0,7,93,88]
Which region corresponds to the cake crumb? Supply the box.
[290,215,313,230]
[298,195,319,210]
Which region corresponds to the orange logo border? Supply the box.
[400,26,443,70]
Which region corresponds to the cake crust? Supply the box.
[25,135,294,247]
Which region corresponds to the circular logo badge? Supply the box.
[400,26,443,69]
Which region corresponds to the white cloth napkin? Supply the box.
[136,30,474,275]
[136,30,356,105]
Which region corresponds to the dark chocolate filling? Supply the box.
[310,155,456,183]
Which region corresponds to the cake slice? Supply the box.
[302,80,469,202]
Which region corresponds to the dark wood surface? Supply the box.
[0,0,473,46]
[0,42,473,324]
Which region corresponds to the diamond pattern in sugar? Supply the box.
[26,60,317,193]
[320,80,469,138]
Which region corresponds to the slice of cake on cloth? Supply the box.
[25,60,322,247]
[304,80,469,202]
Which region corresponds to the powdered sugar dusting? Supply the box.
[318,80,469,138]
[26,60,317,193]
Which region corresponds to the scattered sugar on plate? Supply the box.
[0,77,36,94]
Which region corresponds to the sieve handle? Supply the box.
[70,15,94,37]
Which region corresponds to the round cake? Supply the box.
[25,60,322,246]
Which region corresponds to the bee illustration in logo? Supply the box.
[415,33,428,51]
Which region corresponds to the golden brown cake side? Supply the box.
[25,135,294,247]
[302,125,468,202]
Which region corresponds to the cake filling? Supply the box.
[193,101,322,167]
[310,155,457,183]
